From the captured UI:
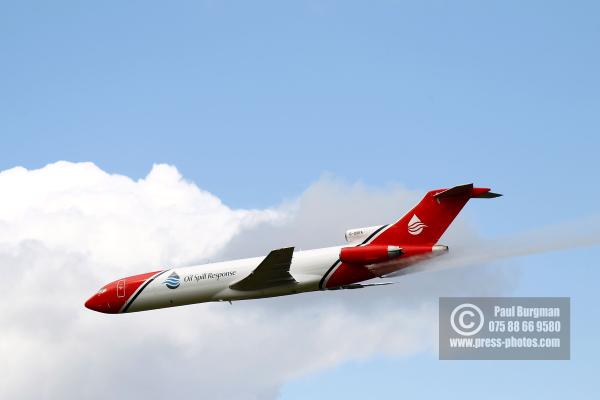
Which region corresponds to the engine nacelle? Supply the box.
[339,245,402,264]
[344,225,384,243]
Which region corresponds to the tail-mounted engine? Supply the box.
[339,245,402,264]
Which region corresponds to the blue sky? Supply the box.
[1,1,598,398]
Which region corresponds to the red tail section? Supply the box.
[369,184,500,247]
[321,183,500,289]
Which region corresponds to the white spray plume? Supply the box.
[390,215,600,277]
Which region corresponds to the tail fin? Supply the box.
[369,184,501,246]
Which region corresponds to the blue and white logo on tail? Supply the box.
[407,214,427,235]
[163,271,181,289]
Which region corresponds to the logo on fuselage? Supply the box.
[408,214,427,235]
[163,271,181,289]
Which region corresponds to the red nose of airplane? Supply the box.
[85,270,164,314]
[85,287,119,314]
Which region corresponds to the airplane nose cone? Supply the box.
[85,271,163,314]
[84,296,98,311]
[85,293,117,314]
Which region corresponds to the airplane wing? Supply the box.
[230,247,297,291]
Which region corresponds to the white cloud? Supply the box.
[0,161,280,273]
[0,162,515,400]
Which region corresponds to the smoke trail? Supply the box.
[387,215,600,277]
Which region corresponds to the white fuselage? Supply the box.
[127,246,342,312]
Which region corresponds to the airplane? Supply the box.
[85,183,501,314]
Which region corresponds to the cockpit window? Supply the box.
[97,287,107,294]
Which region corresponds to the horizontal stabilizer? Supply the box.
[328,281,397,290]
[434,183,502,199]
[472,191,502,198]
[433,183,474,199]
